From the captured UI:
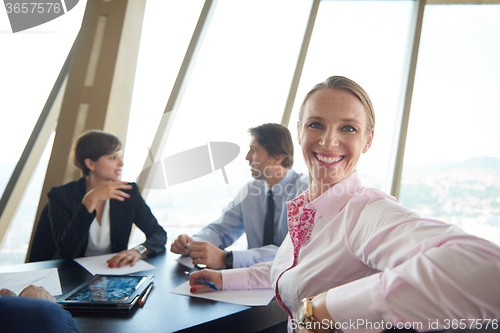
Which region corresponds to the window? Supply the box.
[3,1,499,266]
[0,5,85,193]
[399,5,500,245]
[122,0,206,183]
[0,3,86,265]
[143,0,311,245]
[0,134,55,266]
[122,0,206,246]
[286,0,415,192]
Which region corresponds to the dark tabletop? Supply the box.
[0,251,287,332]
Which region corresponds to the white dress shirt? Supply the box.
[85,199,112,256]
[192,168,308,267]
[221,171,500,333]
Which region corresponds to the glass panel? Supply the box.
[0,134,55,266]
[122,0,206,182]
[287,0,415,192]
[400,5,500,245]
[0,2,86,194]
[123,0,206,247]
[0,2,87,265]
[143,0,311,247]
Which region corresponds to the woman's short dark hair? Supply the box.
[249,123,294,168]
[71,130,122,175]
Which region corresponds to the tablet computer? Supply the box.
[58,274,154,313]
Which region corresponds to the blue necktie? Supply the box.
[263,189,275,246]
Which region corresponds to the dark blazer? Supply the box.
[0,297,80,333]
[47,177,167,259]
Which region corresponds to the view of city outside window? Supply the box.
[0,3,86,265]
[399,5,500,246]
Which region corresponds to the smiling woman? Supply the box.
[297,79,374,200]
[1,0,499,272]
[188,76,500,333]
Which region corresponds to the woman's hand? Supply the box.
[107,249,142,268]
[188,269,222,293]
[0,285,56,303]
[82,180,132,212]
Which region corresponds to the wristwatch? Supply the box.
[296,297,336,333]
[133,245,147,258]
[223,251,233,269]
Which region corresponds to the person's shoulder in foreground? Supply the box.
[0,285,80,333]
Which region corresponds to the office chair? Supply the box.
[27,204,57,262]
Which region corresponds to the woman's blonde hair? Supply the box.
[298,76,375,131]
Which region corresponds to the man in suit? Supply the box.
[0,285,80,333]
[171,123,308,269]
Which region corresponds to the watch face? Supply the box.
[135,245,146,254]
[223,251,233,268]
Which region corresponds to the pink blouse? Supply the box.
[222,172,500,333]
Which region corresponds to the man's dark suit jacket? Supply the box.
[47,177,166,259]
[0,297,80,333]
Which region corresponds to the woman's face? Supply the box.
[89,147,124,182]
[298,88,373,196]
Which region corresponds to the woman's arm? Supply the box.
[48,191,95,259]
[189,261,273,294]
[325,198,500,332]
[130,183,167,255]
[48,180,133,259]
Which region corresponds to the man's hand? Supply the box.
[1,285,56,303]
[0,288,16,297]
[188,241,226,269]
[170,234,193,255]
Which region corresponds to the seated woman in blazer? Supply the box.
[48,130,167,268]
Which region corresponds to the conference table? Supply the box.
[0,251,287,332]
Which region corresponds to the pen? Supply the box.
[195,278,218,290]
[138,282,153,308]
[184,271,218,290]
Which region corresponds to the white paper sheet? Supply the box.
[74,253,156,275]
[176,255,196,269]
[0,267,62,296]
[170,281,274,306]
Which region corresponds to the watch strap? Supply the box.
[223,251,233,269]
[299,297,336,333]
[133,245,147,257]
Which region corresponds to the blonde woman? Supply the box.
[189,76,500,333]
